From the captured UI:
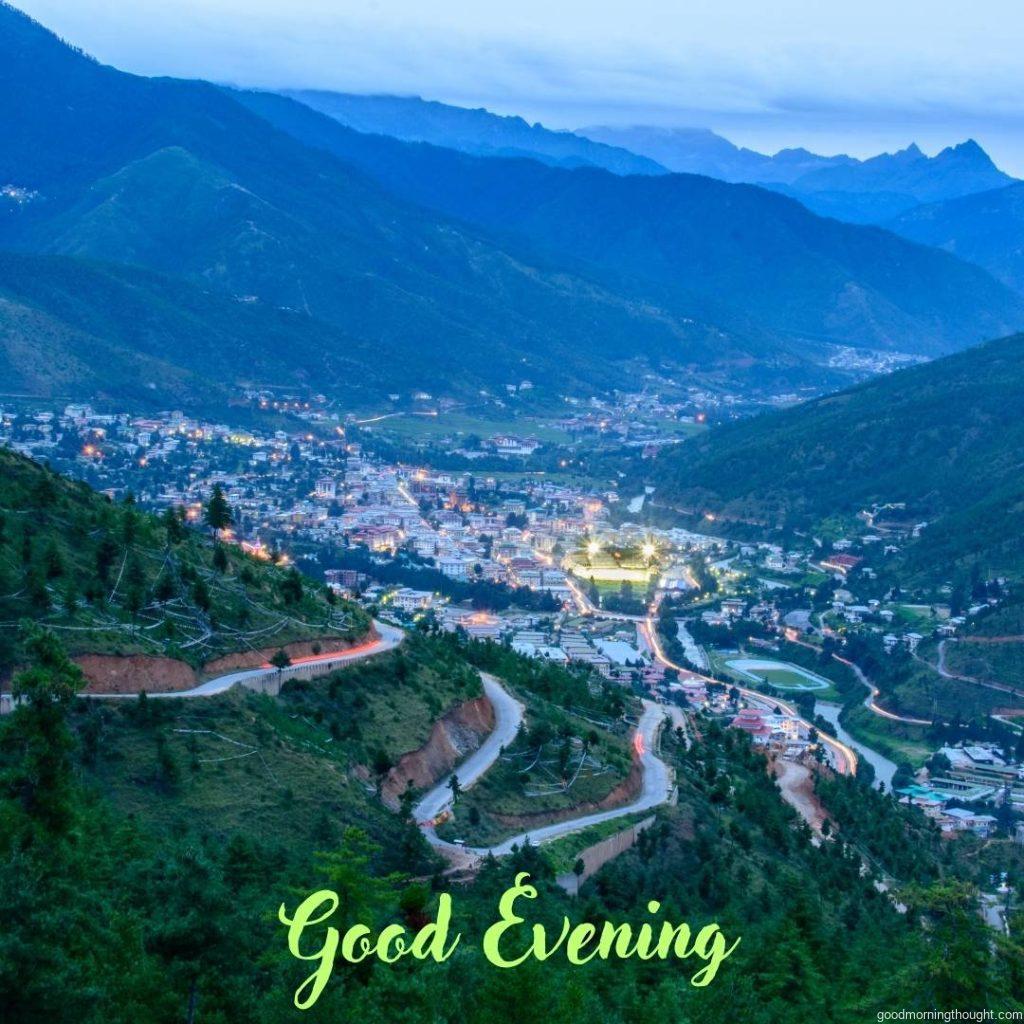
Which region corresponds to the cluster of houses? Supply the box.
[728,706,813,760]
[896,744,1024,837]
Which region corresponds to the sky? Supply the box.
[17,0,1024,172]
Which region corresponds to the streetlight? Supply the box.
[586,540,600,558]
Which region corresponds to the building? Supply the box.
[940,808,998,837]
[315,476,337,500]
[392,588,435,613]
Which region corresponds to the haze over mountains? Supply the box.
[271,87,1024,285]
[278,90,1018,228]
[1,2,1023,412]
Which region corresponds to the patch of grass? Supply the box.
[541,810,656,875]
[840,704,933,767]
[69,634,481,864]
[436,698,633,846]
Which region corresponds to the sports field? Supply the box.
[725,658,831,691]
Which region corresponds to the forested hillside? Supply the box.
[889,182,1024,293]
[3,642,1021,1021]
[0,447,368,678]
[645,331,1024,580]
[2,1,1023,408]
[237,88,1024,360]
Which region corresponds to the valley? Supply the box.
[2,2,1024,1020]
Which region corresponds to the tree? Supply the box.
[212,544,228,574]
[41,539,64,580]
[155,572,177,603]
[147,847,234,1024]
[162,506,186,544]
[448,773,462,803]
[269,648,291,673]
[371,748,394,794]
[1,628,83,836]
[903,881,995,1007]
[280,567,304,605]
[192,579,211,613]
[203,484,232,538]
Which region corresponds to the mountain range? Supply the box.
[234,89,1024,358]
[579,126,1015,224]
[281,90,667,175]
[887,182,1024,293]
[0,2,1022,411]
[645,329,1024,582]
[273,95,1018,228]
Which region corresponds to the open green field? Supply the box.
[725,657,836,693]
[359,408,574,445]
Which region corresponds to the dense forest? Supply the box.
[3,633,1023,1021]
[645,331,1024,583]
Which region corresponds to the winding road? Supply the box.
[834,651,932,726]
[639,607,861,776]
[416,697,674,861]
[79,621,405,700]
[58,617,678,864]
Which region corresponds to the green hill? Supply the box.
[645,331,1024,581]
[2,2,1023,405]
[0,250,396,409]
[888,182,1024,294]
[237,88,1024,362]
[0,446,369,679]
[0,4,736,401]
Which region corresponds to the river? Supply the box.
[814,700,898,791]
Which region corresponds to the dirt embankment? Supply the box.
[771,756,828,833]
[75,654,199,695]
[490,759,645,830]
[381,695,495,808]
[201,630,377,678]
[77,630,376,695]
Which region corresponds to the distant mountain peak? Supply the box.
[279,90,668,175]
[939,138,999,168]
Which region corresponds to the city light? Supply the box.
[586,540,601,557]
[641,541,657,560]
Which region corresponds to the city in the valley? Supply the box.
[5,391,1021,888]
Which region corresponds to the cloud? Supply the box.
[15,0,1024,170]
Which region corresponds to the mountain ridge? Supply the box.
[281,89,668,176]
[887,181,1024,294]
[577,125,1016,223]
[1,1,1023,408]
[645,330,1024,581]
[231,87,1024,360]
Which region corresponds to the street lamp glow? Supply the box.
[641,542,657,560]
[586,540,601,557]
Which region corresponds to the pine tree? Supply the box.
[203,484,232,538]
